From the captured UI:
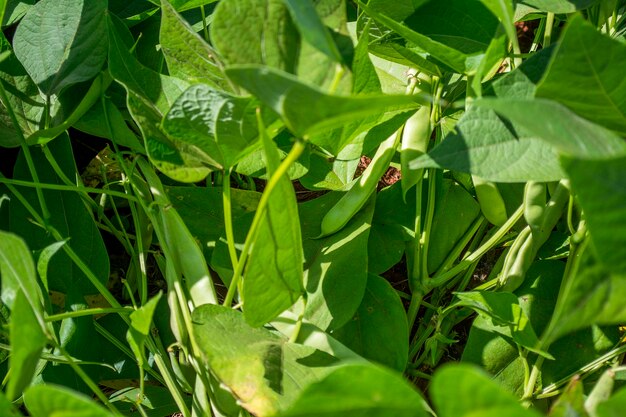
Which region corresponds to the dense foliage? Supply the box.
[1,0,626,416]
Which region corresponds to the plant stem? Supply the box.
[223,140,306,307]
[429,204,524,288]
[200,6,210,42]
[544,13,555,47]
[222,169,240,274]
[0,177,139,202]
[46,307,132,322]
[0,80,50,222]
[523,356,545,402]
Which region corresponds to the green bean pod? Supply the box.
[320,128,402,237]
[473,176,508,226]
[524,181,547,236]
[401,104,432,198]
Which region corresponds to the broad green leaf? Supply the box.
[404,0,500,56]
[562,156,626,274]
[108,16,189,114]
[159,0,228,89]
[243,128,304,327]
[364,0,420,21]
[520,0,599,13]
[537,16,626,135]
[126,292,162,370]
[127,91,211,182]
[358,2,470,74]
[598,387,626,417]
[73,98,144,152]
[332,274,409,372]
[299,192,374,330]
[211,0,299,72]
[282,0,342,63]
[167,186,260,262]
[368,182,414,275]
[455,291,549,358]
[6,289,47,401]
[192,304,340,417]
[0,391,20,417]
[428,180,481,273]
[0,33,45,148]
[0,231,44,319]
[352,21,382,95]
[476,98,626,159]
[24,385,115,417]
[163,84,261,170]
[9,134,109,295]
[226,65,420,138]
[13,0,107,96]
[409,106,565,182]
[550,377,587,417]
[277,364,427,417]
[543,262,626,345]
[139,160,218,307]
[163,0,218,12]
[462,261,619,396]
[36,240,67,294]
[430,364,542,417]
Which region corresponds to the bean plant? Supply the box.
[0,0,626,416]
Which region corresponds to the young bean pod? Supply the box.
[401,101,432,198]
[473,176,508,226]
[319,128,402,237]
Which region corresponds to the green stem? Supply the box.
[222,169,240,273]
[223,141,306,307]
[523,356,545,402]
[544,13,555,47]
[289,297,307,343]
[46,307,132,322]
[429,204,524,288]
[0,79,50,222]
[200,6,210,42]
[0,177,139,202]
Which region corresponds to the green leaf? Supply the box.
[167,186,260,262]
[520,0,599,13]
[332,274,409,372]
[476,98,626,159]
[299,192,374,330]
[428,180,481,273]
[358,1,471,74]
[537,16,626,135]
[24,385,115,417]
[0,33,46,148]
[0,391,20,417]
[352,21,382,95]
[211,0,299,72]
[549,377,588,417]
[159,0,228,89]
[192,304,340,417]
[404,0,500,56]
[126,292,162,369]
[282,0,342,63]
[73,98,144,152]
[108,16,189,114]
[225,65,420,138]
[277,364,428,417]
[479,0,516,47]
[0,231,44,319]
[127,91,211,183]
[36,241,66,295]
[243,131,304,327]
[163,84,261,170]
[543,262,626,345]
[597,386,626,417]
[455,291,549,358]
[409,106,565,182]
[6,289,47,401]
[164,0,218,12]
[430,364,542,417]
[562,156,626,274]
[12,0,107,95]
